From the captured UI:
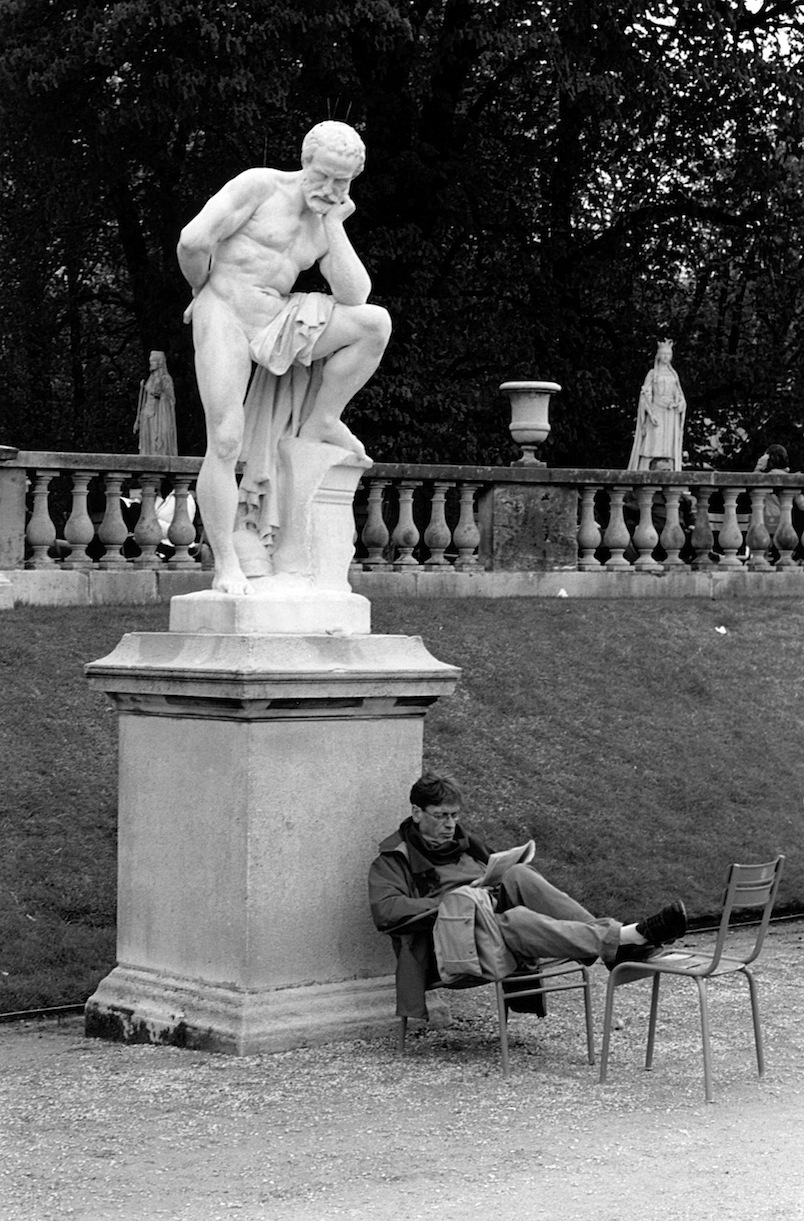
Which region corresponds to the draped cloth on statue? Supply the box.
[238,290,335,547]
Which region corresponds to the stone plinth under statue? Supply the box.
[85,626,458,1053]
[85,442,459,1053]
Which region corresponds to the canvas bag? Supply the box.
[433,885,518,984]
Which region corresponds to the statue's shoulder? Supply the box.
[228,167,300,210]
[220,166,284,200]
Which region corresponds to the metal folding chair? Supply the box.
[397,957,595,1078]
[599,855,785,1102]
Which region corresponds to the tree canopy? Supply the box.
[1,0,803,468]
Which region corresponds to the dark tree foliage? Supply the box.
[1,0,803,467]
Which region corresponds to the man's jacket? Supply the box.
[368,826,490,1019]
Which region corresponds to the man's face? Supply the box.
[301,149,356,214]
[411,803,461,849]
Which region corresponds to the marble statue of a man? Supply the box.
[177,121,391,595]
[627,340,687,471]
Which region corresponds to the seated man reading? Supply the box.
[368,772,687,1019]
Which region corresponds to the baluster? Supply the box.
[96,471,129,567]
[453,482,480,570]
[659,487,686,568]
[745,488,772,571]
[424,481,452,568]
[577,486,602,570]
[62,471,97,568]
[348,520,362,580]
[25,469,58,567]
[392,481,420,569]
[361,479,390,568]
[167,477,198,568]
[718,486,746,570]
[633,485,662,572]
[603,487,632,570]
[773,489,798,570]
[690,487,715,570]
[133,474,164,567]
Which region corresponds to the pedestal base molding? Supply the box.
[86,966,399,1054]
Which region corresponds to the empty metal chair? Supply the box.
[599,855,785,1102]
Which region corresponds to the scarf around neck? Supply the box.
[400,816,470,868]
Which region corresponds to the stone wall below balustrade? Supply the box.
[6,566,804,608]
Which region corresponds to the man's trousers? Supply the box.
[495,865,621,966]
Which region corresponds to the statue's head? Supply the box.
[149,350,166,370]
[301,121,366,178]
[656,339,673,362]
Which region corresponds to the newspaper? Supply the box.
[470,840,536,888]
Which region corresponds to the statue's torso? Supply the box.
[208,175,328,324]
[651,367,679,408]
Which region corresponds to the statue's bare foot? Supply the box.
[299,418,369,462]
[212,559,253,597]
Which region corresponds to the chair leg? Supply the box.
[495,981,511,1079]
[598,974,617,1083]
[581,968,595,1065]
[695,978,714,1103]
[645,974,661,1070]
[743,967,765,1077]
[397,1016,407,1054]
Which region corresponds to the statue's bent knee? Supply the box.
[361,304,392,348]
[208,428,243,464]
[372,305,393,342]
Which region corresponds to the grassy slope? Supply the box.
[371,598,802,915]
[1,598,801,1011]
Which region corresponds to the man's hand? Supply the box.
[322,195,356,226]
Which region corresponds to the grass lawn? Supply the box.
[1,596,802,1012]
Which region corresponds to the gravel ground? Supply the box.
[1,922,803,1221]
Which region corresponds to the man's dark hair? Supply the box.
[409,772,464,811]
[766,444,789,469]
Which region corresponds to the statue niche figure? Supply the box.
[134,351,178,456]
[176,120,392,596]
[627,340,687,471]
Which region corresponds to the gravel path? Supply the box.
[1,922,803,1221]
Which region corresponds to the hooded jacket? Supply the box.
[368,822,491,1018]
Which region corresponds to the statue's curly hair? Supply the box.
[301,121,365,175]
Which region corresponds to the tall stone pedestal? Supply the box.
[85,609,459,1054]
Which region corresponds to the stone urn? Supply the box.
[500,381,561,467]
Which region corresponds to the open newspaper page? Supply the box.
[470,840,536,888]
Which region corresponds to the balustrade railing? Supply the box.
[351,466,483,571]
[1,452,207,572]
[2,448,804,581]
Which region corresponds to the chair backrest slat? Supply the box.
[711,855,785,971]
[732,880,776,906]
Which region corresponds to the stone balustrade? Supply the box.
[2,447,803,604]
